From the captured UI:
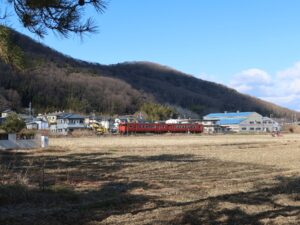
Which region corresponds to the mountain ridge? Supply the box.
[0,26,298,119]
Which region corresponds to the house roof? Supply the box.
[27,118,48,124]
[26,121,39,125]
[2,109,14,113]
[205,112,254,118]
[57,113,85,119]
[217,118,247,125]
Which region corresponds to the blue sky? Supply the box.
[6,0,300,111]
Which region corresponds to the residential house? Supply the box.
[50,113,85,135]
[46,112,63,125]
[165,118,199,124]
[1,109,15,118]
[18,114,34,123]
[26,118,49,130]
[201,119,225,134]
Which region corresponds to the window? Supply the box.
[256,127,261,130]
[0,134,8,140]
[250,128,254,130]
[249,121,254,124]
[241,127,247,131]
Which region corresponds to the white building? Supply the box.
[26,118,49,130]
[201,119,225,134]
[46,112,63,125]
[1,109,15,118]
[203,112,280,133]
[50,113,85,135]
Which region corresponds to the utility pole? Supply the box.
[29,102,32,116]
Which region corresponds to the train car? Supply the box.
[167,123,203,133]
[118,123,168,134]
[118,122,203,134]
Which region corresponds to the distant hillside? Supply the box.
[0,26,299,118]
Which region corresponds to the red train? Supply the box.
[118,122,203,134]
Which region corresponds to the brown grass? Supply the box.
[0,134,300,224]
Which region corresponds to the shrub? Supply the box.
[1,113,25,133]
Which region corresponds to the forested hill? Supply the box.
[0,26,298,118]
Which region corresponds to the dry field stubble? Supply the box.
[0,134,300,224]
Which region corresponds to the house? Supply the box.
[46,112,63,125]
[26,118,49,130]
[18,114,34,123]
[50,113,85,135]
[84,115,104,126]
[262,117,281,132]
[115,115,139,124]
[1,109,15,118]
[201,119,225,134]
[203,112,280,133]
[26,121,39,130]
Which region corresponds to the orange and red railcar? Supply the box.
[118,123,203,134]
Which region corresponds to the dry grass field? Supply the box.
[0,134,300,225]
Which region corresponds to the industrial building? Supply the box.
[203,112,280,133]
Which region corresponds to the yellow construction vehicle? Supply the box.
[90,122,106,135]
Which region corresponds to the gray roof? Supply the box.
[2,109,14,113]
[57,113,85,120]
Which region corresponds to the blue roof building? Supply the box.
[203,111,279,132]
[204,112,255,120]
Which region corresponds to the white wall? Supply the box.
[0,134,41,150]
